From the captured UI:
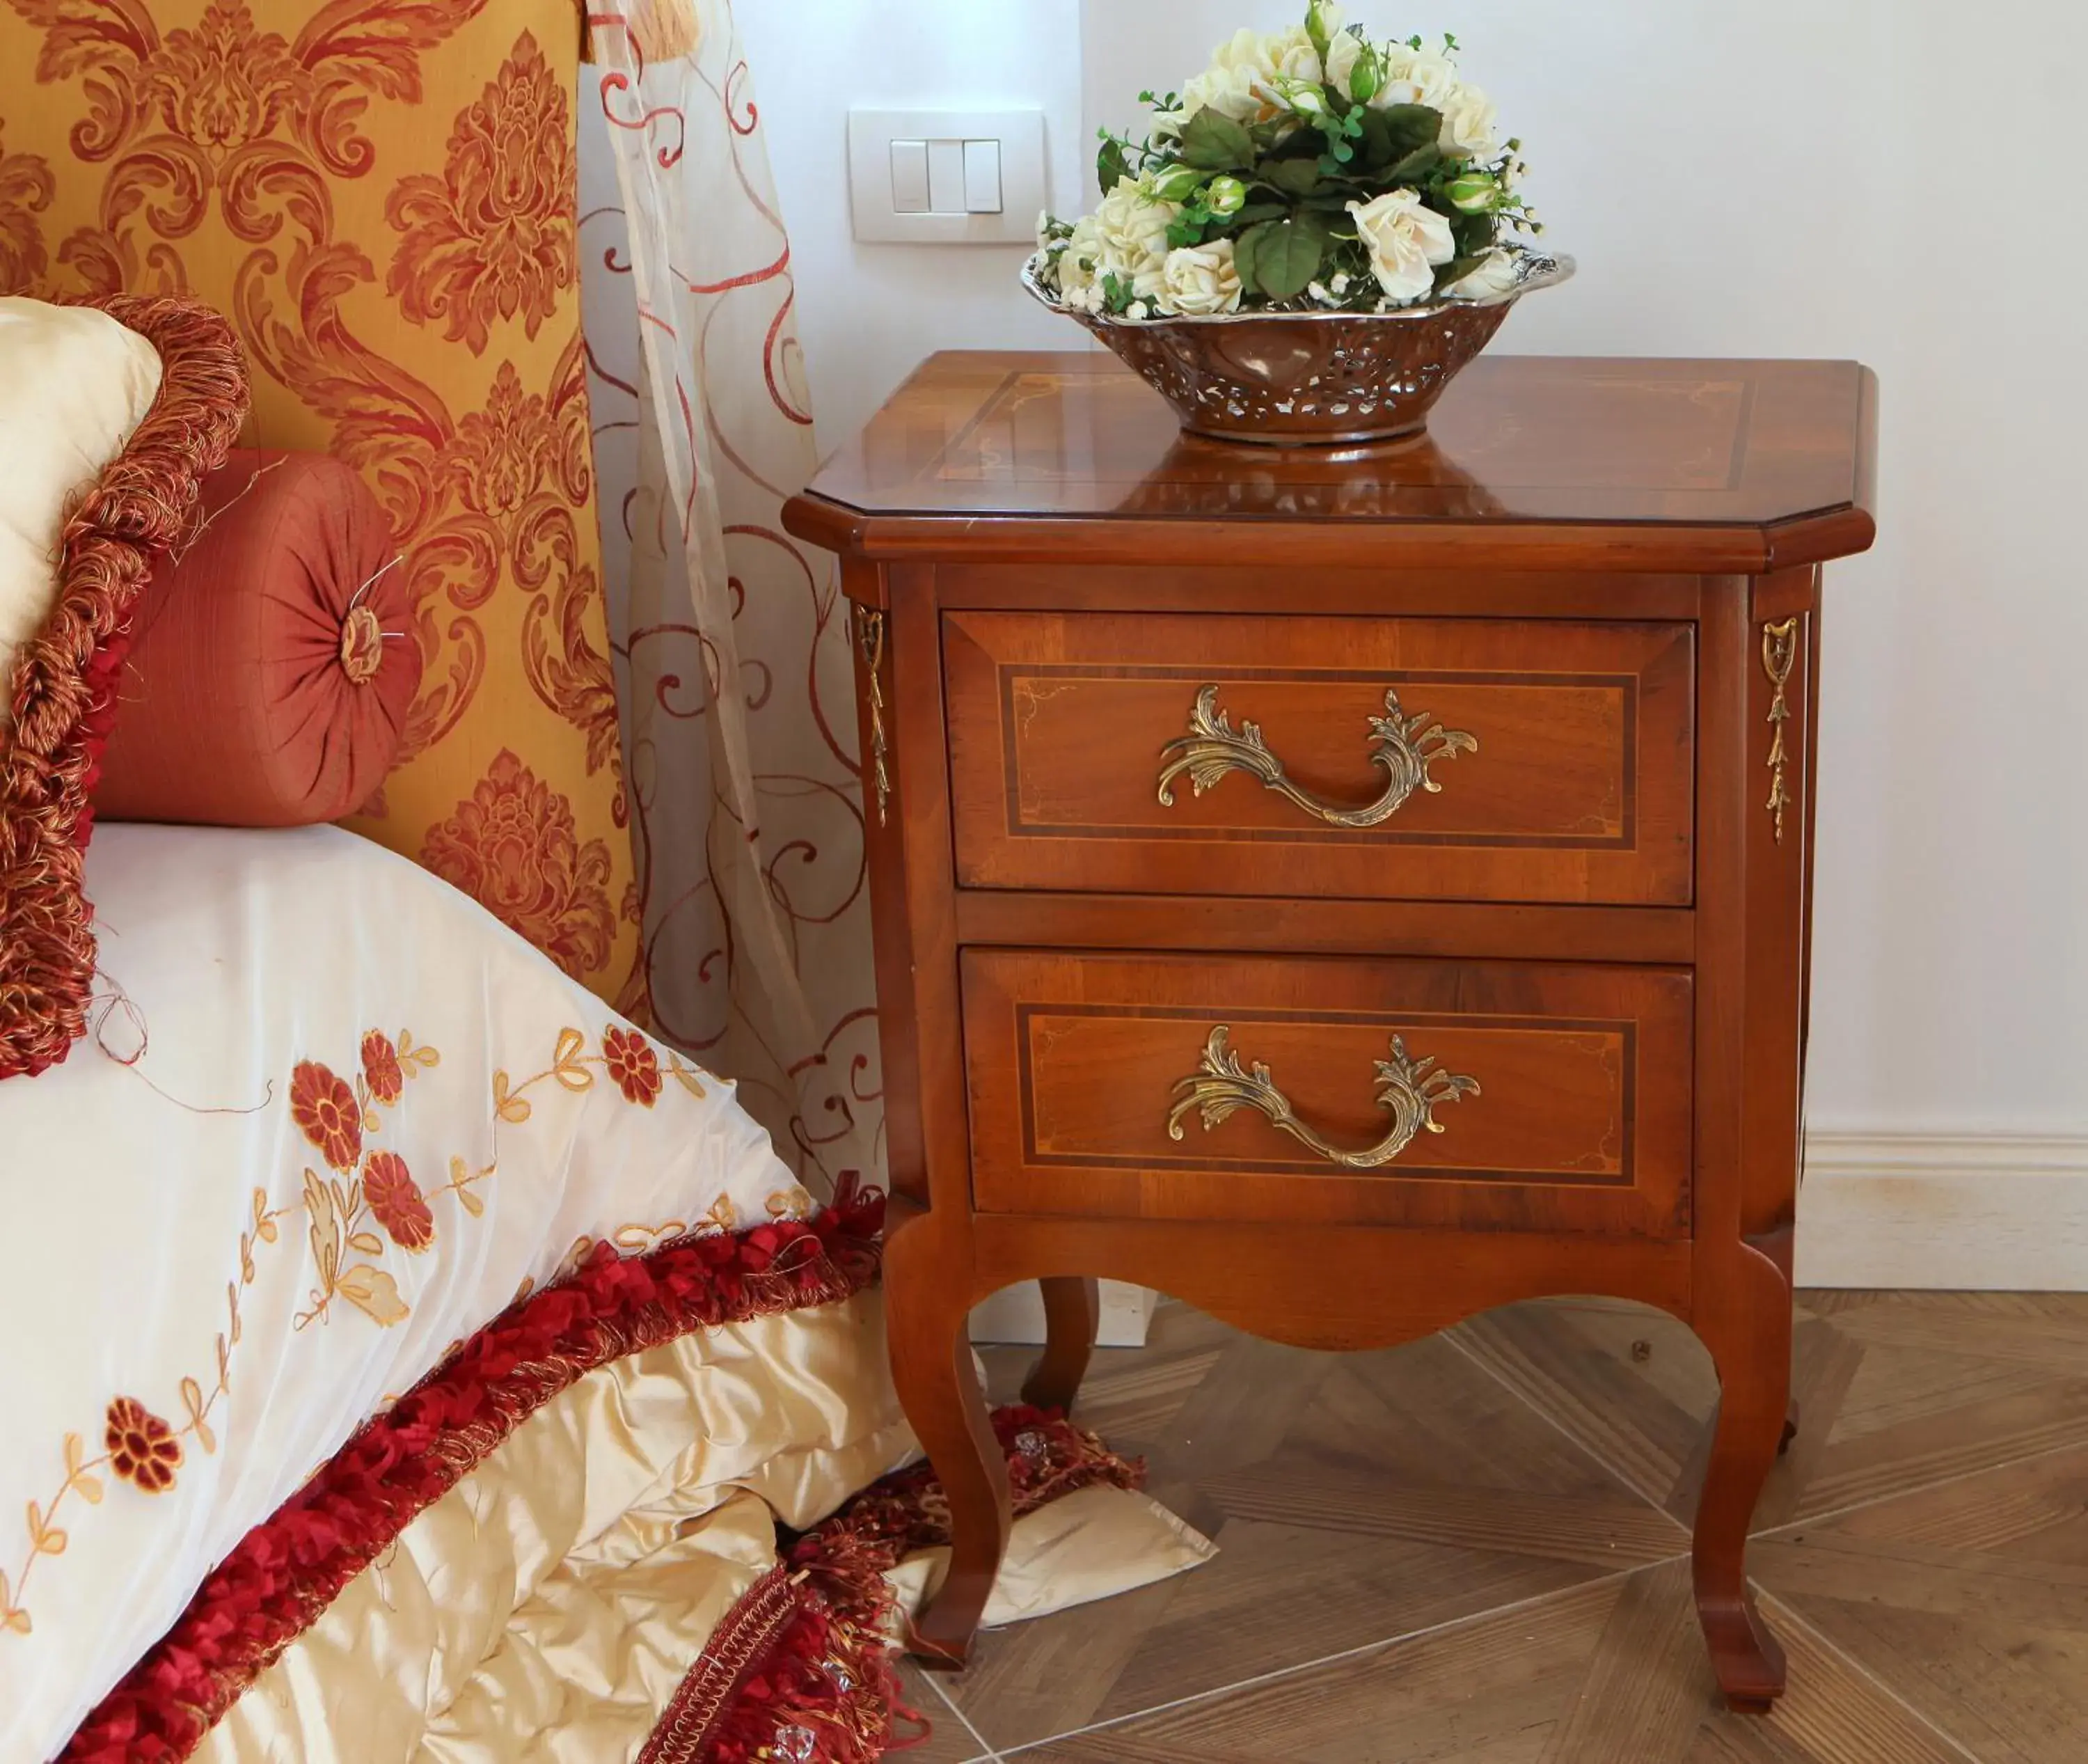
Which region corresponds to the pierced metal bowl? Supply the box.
[1022,249,1574,448]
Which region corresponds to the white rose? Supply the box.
[1265,24,1322,86]
[1156,239,1242,316]
[1054,214,1105,301]
[1377,45,1459,110]
[1093,173,1179,297]
[1347,188,1457,304]
[1437,83,1500,158]
[1443,247,1522,301]
[1322,26,1368,98]
[1181,29,1281,125]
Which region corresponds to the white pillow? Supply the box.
[885,1483,1217,1630]
[0,297,163,727]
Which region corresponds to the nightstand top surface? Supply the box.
[791,352,1876,570]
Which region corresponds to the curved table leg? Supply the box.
[1692,1238,1795,1713]
[1021,1276,1100,1413]
[886,1222,1010,1669]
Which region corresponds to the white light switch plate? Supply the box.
[848,107,1045,244]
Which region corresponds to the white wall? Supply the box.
[736,2,2088,1272]
[1086,0,2087,1147]
[735,0,1084,448]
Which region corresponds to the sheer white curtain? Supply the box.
[580,6,880,1197]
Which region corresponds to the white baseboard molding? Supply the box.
[1798,1133,2088,1291]
[964,1137,2088,1332]
[970,1279,1155,1348]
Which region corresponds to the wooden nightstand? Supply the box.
[784,352,1876,1713]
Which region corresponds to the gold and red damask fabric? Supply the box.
[0,1,635,1001]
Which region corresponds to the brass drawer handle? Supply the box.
[1157,685,1476,828]
[1167,1026,1479,1171]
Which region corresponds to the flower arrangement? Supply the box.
[1034,2,1541,321]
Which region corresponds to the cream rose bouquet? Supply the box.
[1034,3,1540,320]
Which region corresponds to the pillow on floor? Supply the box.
[0,295,248,1080]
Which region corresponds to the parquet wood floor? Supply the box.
[896,1291,2088,1762]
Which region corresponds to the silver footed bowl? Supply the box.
[1022,248,1574,448]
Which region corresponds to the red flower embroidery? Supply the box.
[290,1061,362,1171]
[361,1030,404,1105]
[364,1151,435,1254]
[105,1397,182,1493]
[603,1025,661,1107]
[420,751,615,982]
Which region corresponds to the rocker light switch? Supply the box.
[925,139,967,215]
[848,109,1046,244]
[889,139,929,214]
[963,139,1003,213]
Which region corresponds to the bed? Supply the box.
[1,822,916,1762]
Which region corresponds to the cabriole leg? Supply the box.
[885,1221,1010,1667]
[1691,1238,1794,1713]
[1021,1276,1100,1412]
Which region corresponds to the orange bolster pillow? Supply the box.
[95,450,419,826]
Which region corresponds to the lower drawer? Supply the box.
[963,950,1693,1238]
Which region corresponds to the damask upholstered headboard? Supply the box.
[0,1,635,1003]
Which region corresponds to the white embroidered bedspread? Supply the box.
[0,825,823,1764]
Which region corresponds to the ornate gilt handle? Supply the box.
[1166,1026,1479,1171]
[1156,685,1476,828]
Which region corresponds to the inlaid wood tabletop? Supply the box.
[792,353,1877,571]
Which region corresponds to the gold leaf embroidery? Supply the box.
[26,1502,65,1558]
[492,1070,532,1123]
[336,1265,409,1327]
[252,1188,278,1244]
[612,1219,687,1251]
[553,1026,593,1091]
[349,1231,384,1254]
[455,1183,485,1218]
[179,1378,216,1456]
[304,1169,341,1289]
[63,1437,102,1507]
[668,1057,707,1098]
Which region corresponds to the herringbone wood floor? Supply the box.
[892,1290,2088,1762]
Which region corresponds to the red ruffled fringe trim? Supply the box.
[650,1407,1146,1763]
[58,1185,885,1764]
[1,294,248,1080]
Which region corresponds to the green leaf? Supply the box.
[1377,103,1444,159]
[1260,157,1322,197]
[1351,108,1392,173]
[1232,223,1263,293]
[1231,201,1288,226]
[1437,254,1487,293]
[1096,137,1131,198]
[1386,143,1443,186]
[1178,108,1255,171]
[1242,217,1324,300]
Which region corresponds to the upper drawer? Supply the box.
[944,612,1695,906]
